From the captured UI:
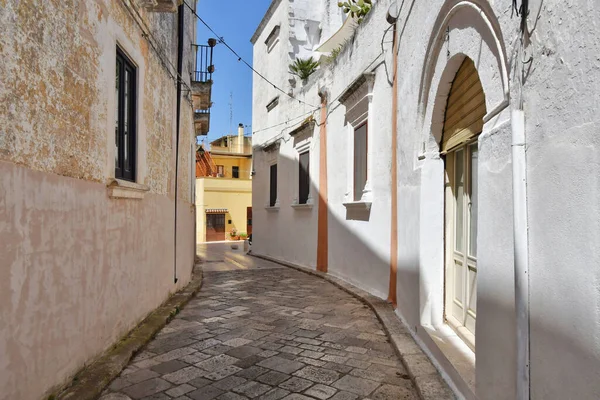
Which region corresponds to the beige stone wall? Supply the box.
[0,0,197,398]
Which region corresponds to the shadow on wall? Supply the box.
[251,150,600,400]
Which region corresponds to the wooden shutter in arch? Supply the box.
[441,58,486,153]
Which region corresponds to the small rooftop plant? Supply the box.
[289,57,320,81]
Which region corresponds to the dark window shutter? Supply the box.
[299,152,310,204]
[232,166,239,178]
[354,123,368,201]
[269,164,278,207]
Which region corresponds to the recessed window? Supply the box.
[299,152,310,205]
[269,163,278,207]
[265,25,280,53]
[115,48,137,181]
[232,166,240,179]
[266,96,279,112]
[217,165,224,177]
[353,123,368,201]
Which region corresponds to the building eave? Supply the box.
[250,0,284,44]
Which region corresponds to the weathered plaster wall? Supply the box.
[0,0,197,398]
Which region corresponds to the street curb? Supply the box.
[250,252,455,400]
[55,265,204,400]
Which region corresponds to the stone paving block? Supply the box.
[328,391,358,400]
[151,360,189,374]
[193,333,216,341]
[217,393,249,400]
[141,393,171,399]
[303,384,338,400]
[236,366,270,379]
[233,381,272,398]
[293,329,321,338]
[258,356,305,374]
[345,346,368,354]
[257,350,279,358]
[163,366,207,385]
[188,377,212,389]
[295,357,326,367]
[258,342,283,351]
[332,375,380,396]
[109,377,134,392]
[181,353,213,365]
[414,374,455,399]
[299,350,323,359]
[279,377,313,392]
[279,346,303,355]
[320,355,348,365]
[257,388,290,400]
[124,369,160,384]
[227,346,263,359]
[122,378,172,399]
[204,345,236,356]
[371,383,418,400]
[321,342,344,350]
[298,344,322,352]
[280,394,313,400]
[166,384,196,398]
[204,365,243,381]
[212,375,248,391]
[345,358,370,369]
[197,355,240,372]
[403,354,438,377]
[293,337,322,346]
[187,385,224,400]
[293,366,339,385]
[256,371,290,386]
[224,338,254,347]
[349,368,386,382]
[192,339,223,351]
[322,362,353,374]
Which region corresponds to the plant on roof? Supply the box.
[289,57,320,81]
[338,0,372,23]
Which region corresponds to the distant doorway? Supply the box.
[247,207,253,235]
[206,213,226,242]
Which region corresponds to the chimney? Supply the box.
[238,123,244,154]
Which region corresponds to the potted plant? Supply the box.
[239,232,248,240]
[229,228,239,240]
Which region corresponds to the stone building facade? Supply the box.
[0,1,210,398]
[251,0,600,399]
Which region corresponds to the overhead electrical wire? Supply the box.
[181,0,319,109]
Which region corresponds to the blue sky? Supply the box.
[194,0,272,145]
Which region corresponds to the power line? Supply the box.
[181,0,319,109]
[251,108,319,135]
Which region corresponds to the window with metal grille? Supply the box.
[299,152,310,204]
[115,48,137,181]
[269,164,278,207]
[232,166,240,179]
[354,123,368,201]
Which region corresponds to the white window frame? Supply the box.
[339,73,375,206]
[292,138,313,208]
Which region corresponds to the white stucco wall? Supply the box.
[252,0,600,399]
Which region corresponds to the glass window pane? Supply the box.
[124,69,129,170]
[454,149,464,253]
[469,266,477,313]
[354,124,368,201]
[469,144,478,257]
[115,60,120,170]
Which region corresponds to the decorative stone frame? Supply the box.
[105,26,150,199]
[262,140,281,210]
[289,120,315,209]
[415,0,511,394]
[339,73,375,208]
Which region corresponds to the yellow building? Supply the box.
[196,124,252,242]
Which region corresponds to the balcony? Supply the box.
[191,40,216,111]
[194,109,210,136]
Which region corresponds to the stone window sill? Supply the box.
[265,205,280,211]
[343,201,372,211]
[107,178,150,200]
[291,203,313,210]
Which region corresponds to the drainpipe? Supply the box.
[173,3,185,284]
[387,12,399,307]
[316,88,329,273]
[514,1,530,396]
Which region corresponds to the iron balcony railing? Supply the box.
[192,38,216,83]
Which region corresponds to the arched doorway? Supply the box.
[442,57,486,351]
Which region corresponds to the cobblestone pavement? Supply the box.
[104,243,418,400]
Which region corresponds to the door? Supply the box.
[206,213,225,241]
[246,207,252,235]
[442,58,485,350]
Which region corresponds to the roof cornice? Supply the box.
[250,0,284,44]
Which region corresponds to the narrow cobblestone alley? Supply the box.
[103,243,418,400]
